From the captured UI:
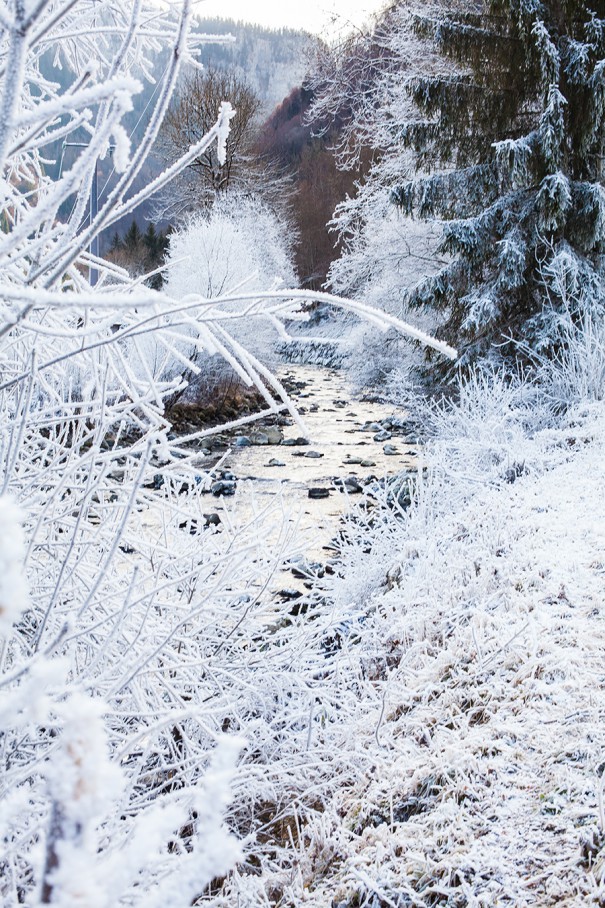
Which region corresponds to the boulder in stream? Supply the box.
[291,560,325,579]
[264,426,283,445]
[278,588,303,600]
[282,436,309,447]
[333,477,364,494]
[308,487,330,499]
[211,480,236,496]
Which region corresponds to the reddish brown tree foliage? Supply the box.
[255,86,369,289]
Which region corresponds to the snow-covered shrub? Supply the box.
[0,2,457,900]
[534,310,605,409]
[0,1,286,901]
[424,366,544,488]
[161,193,297,399]
[518,250,605,411]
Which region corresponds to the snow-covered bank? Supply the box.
[228,380,605,906]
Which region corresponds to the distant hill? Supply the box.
[193,18,311,113]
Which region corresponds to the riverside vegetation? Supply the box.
[3,2,605,907]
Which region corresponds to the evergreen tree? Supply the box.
[142,221,169,288]
[392,0,605,363]
[109,231,123,252]
[123,219,143,251]
[143,222,162,264]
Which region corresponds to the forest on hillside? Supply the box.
[3,1,605,906]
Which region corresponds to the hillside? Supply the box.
[193,18,311,113]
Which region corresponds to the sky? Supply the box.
[197,0,388,37]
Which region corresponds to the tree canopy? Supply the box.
[393,0,605,361]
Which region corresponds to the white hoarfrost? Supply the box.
[216,358,605,905]
[0,0,453,903]
[0,497,28,636]
[8,0,603,903]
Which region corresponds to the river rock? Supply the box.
[344,456,363,465]
[264,426,283,445]
[308,487,330,499]
[203,512,221,526]
[305,450,324,458]
[211,480,236,496]
[383,444,399,456]
[250,432,270,445]
[234,435,251,447]
[291,560,325,579]
[178,518,199,535]
[278,588,303,600]
[334,477,364,494]
[282,436,309,446]
[373,430,392,442]
[267,457,285,467]
[360,459,376,467]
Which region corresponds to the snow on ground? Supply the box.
[252,395,605,907]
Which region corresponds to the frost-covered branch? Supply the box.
[0,3,458,902]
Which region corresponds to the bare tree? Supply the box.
[159,68,263,212]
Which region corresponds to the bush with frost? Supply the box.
[161,192,297,399]
[0,0,456,900]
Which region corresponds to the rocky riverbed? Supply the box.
[193,365,419,596]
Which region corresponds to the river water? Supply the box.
[207,364,418,579]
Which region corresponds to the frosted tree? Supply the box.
[155,68,269,218]
[309,0,605,375]
[306,3,449,390]
[392,0,605,362]
[161,192,297,403]
[0,1,456,902]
